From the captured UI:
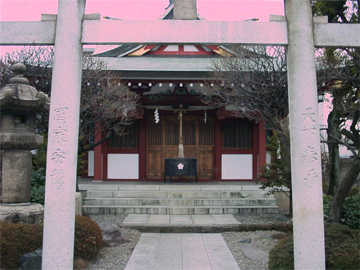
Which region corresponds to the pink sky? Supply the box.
[0,0,284,55]
[0,0,284,21]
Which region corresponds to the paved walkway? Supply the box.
[122,214,240,225]
[124,233,240,270]
[123,214,241,269]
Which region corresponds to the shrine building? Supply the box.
[85,2,270,182]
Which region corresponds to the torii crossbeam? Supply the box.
[1,0,359,269]
[1,18,359,47]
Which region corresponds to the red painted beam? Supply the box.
[214,117,222,180]
[93,124,103,181]
[258,121,267,173]
[139,118,147,180]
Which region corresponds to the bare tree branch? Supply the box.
[1,46,140,155]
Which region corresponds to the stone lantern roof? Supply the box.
[0,63,50,112]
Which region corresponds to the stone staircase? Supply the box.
[81,183,279,215]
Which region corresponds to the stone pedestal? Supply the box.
[0,203,44,224]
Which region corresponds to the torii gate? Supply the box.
[1,0,359,269]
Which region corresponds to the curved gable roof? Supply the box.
[92,4,228,58]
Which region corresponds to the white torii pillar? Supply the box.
[41,0,85,269]
[286,0,325,269]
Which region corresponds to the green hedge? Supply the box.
[323,194,360,229]
[342,195,360,229]
[269,223,360,270]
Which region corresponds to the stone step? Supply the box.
[80,184,266,192]
[86,190,271,199]
[81,183,278,216]
[82,205,279,215]
[84,197,277,207]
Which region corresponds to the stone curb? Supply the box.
[119,222,292,233]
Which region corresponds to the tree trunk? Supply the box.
[327,99,343,195]
[329,158,360,222]
[288,186,293,217]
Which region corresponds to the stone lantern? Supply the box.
[0,63,50,223]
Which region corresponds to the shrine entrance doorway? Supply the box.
[146,114,214,180]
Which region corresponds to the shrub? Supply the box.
[342,194,360,229]
[324,223,360,269]
[32,139,47,171]
[0,222,43,269]
[323,194,360,229]
[323,195,332,220]
[30,168,46,205]
[269,223,360,270]
[74,215,103,260]
[268,233,293,270]
[0,215,103,269]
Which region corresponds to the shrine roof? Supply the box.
[92,4,232,59]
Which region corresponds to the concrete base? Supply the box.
[274,190,290,214]
[0,203,44,224]
[75,192,82,216]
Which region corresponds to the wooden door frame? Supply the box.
[145,113,215,180]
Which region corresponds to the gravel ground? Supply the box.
[86,214,140,270]
[86,213,291,270]
[222,230,288,270]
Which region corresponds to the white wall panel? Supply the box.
[88,151,94,177]
[108,154,139,179]
[221,154,253,180]
[266,151,272,164]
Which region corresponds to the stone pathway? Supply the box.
[122,214,273,269]
[124,233,240,270]
[88,214,287,269]
[240,244,269,262]
[122,214,240,225]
